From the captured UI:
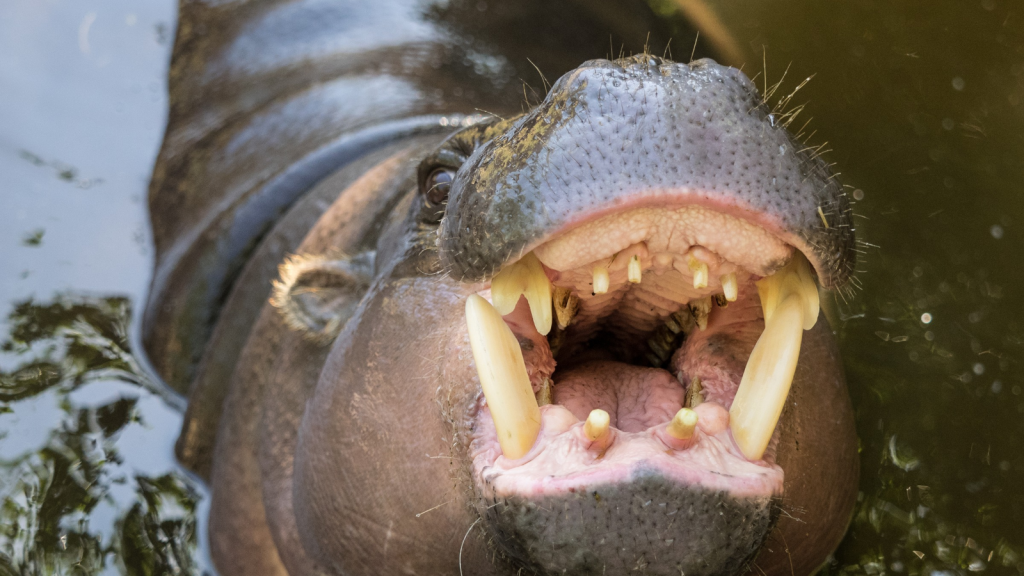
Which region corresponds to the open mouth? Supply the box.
[464,204,820,500]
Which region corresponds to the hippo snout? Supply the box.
[441,56,855,289]
[416,56,858,575]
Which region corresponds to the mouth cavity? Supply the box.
[464,205,819,497]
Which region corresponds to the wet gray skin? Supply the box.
[167,55,858,576]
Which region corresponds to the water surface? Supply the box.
[0,1,213,573]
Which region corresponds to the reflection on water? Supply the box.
[0,0,1023,574]
[0,0,213,572]
[0,296,202,574]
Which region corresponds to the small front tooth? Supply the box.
[592,265,610,294]
[465,294,541,460]
[628,255,642,284]
[689,297,712,331]
[584,409,611,442]
[721,273,738,301]
[553,287,579,330]
[667,408,698,440]
[490,252,553,335]
[688,256,709,289]
[729,254,819,461]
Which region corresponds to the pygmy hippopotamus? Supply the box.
[142,2,858,575]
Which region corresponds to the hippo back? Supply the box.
[142,0,719,480]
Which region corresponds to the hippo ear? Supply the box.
[270,251,375,343]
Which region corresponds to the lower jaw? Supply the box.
[468,286,785,503]
[471,403,783,499]
[476,473,779,576]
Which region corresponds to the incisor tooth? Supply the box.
[688,256,709,289]
[583,409,610,442]
[490,252,553,335]
[592,265,610,295]
[465,294,541,460]
[667,408,698,440]
[628,255,642,284]
[721,272,738,302]
[729,254,819,461]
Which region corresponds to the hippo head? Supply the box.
[272,56,858,576]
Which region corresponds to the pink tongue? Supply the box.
[551,361,685,432]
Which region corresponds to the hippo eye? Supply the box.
[424,168,454,207]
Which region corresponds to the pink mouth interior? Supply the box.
[468,206,794,501]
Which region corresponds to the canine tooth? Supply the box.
[584,409,611,442]
[689,297,712,331]
[667,408,698,440]
[721,273,738,301]
[688,256,709,289]
[592,265,610,295]
[490,252,553,335]
[729,254,819,461]
[553,287,579,330]
[628,255,642,284]
[757,254,820,330]
[729,297,803,460]
[465,294,541,460]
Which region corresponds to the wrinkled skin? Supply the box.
[144,3,858,576]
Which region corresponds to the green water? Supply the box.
[1,0,1022,574]
[715,2,1024,573]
